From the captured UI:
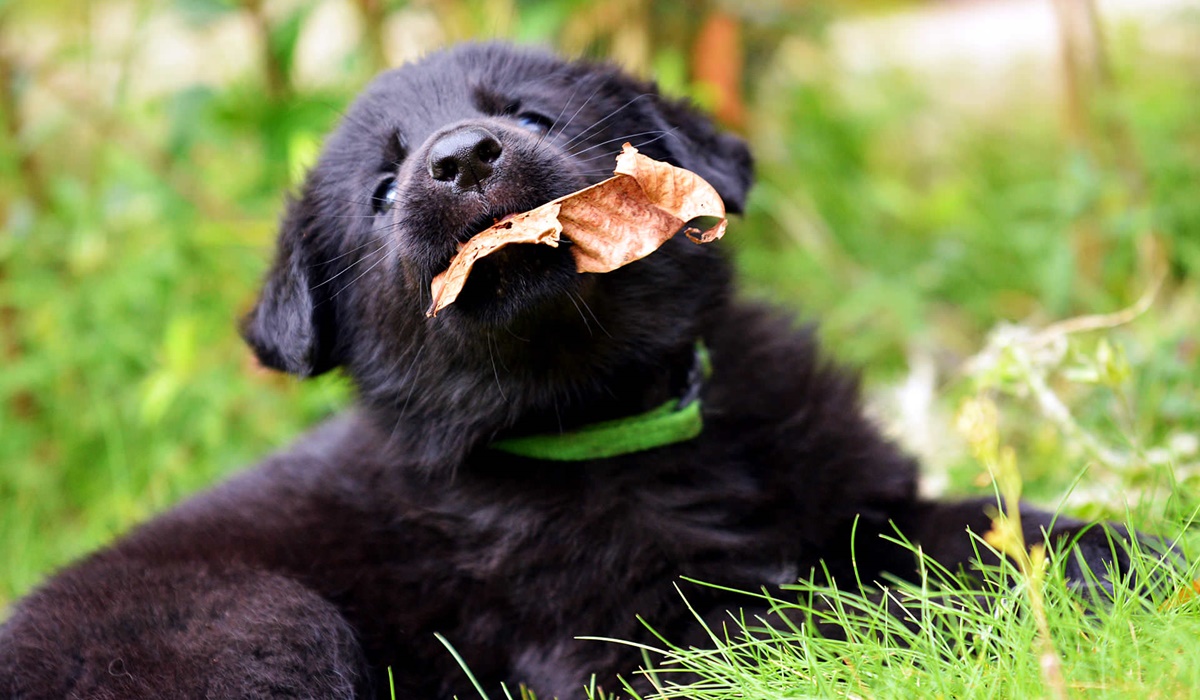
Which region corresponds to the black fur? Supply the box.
[0,44,1145,700]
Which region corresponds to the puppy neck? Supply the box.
[489,341,711,461]
[356,336,706,473]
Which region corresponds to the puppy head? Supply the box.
[242,44,752,452]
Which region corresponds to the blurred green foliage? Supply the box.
[1,0,1198,610]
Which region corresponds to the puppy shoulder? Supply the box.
[703,300,919,520]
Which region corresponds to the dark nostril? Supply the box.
[430,156,459,182]
[427,127,503,189]
[475,137,502,165]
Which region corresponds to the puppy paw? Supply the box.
[1051,523,1183,601]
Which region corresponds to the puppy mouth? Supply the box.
[460,208,523,243]
[433,200,576,322]
[448,202,556,263]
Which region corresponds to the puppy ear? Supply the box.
[651,96,754,214]
[241,195,339,378]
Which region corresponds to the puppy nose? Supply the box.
[428,127,503,190]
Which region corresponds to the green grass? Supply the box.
[430,513,1200,700]
[585,532,1200,700]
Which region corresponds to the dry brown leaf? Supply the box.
[426,143,727,317]
[427,204,563,316]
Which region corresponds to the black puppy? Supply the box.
[0,43,1136,699]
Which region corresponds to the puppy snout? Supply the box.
[428,126,503,190]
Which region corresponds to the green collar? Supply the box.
[490,342,711,461]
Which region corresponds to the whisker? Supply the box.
[329,241,399,299]
[549,80,607,140]
[565,291,592,337]
[571,130,680,167]
[305,214,405,284]
[487,332,507,402]
[574,170,624,183]
[399,344,426,416]
[309,239,391,291]
[573,292,611,339]
[537,81,585,148]
[310,236,390,269]
[570,153,627,169]
[321,212,399,221]
[328,196,388,211]
[559,93,654,151]
[503,326,530,343]
[569,130,673,158]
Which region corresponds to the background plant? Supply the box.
[1,0,1198,695]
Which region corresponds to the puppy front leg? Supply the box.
[900,497,1157,591]
[0,558,369,700]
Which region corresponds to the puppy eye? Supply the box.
[371,176,399,214]
[515,111,553,135]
